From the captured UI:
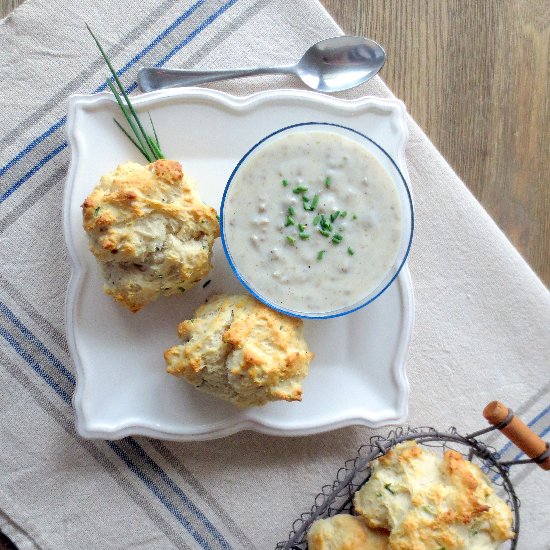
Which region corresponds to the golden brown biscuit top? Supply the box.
[307,514,389,550]
[82,160,218,251]
[165,294,314,406]
[353,441,514,550]
[81,160,219,312]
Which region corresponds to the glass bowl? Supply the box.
[220,122,414,319]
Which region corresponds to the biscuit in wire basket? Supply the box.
[307,514,389,550]
[353,441,514,550]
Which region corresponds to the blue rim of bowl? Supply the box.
[220,121,414,320]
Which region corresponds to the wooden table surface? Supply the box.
[1,0,548,287]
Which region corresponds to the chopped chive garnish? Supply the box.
[352,214,357,220]
[202,279,212,288]
[330,211,340,223]
[303,195,317,211]
[286,235,296,244]
[293,185,308,194]
[319,215,333,231]
[288,206,296,216]
[282,179,289,187]
[384,483,396,495]
[313,214,321,225]
[319,229,331,237]
[347,246,354,255]
[285,216,296,227]
[325,176,331,188]
[215,213,220,221]
[299,232,310,240]
[310,194,319,210]
[298,223,306,232]
[93,206,101,217]
[332,234,343,244]
[340,211,347,218]
[317,250,325,260]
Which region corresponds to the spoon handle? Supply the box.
[137,66,294,92]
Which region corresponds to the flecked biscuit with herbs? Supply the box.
[353,441,514,550]
[164,294,314,406]
[82,160,219,312]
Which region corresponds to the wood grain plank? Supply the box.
[0,0,21,17]
[321,0,550,286]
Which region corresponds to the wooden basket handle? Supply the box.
[483,401,550,471]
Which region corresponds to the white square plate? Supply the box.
[64,88,414,440]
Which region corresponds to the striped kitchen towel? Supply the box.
[0,0,548,548]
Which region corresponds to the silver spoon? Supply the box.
[137,36,385,93]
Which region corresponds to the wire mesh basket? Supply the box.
[276,401,550,549]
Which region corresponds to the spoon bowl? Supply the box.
[138,36,386,93]
[296,36,386,92]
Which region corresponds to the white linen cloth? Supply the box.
[0,0,548,548]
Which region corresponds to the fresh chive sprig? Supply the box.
[86,24,164,163]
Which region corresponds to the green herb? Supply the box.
[293,185,308,194]
[282,179,289,187]
[470,529,478,536]
[422,505,436,515]
[288,206,296,216]
[298,223,306,232]
[310,194,319,210]
[352,214,358,220]
[215,213,220,221]
[313,214,321,226]
[86,24,164,162]
[178,287,186,293]
[286,235,296,245]
[303,198,312,211]
[319,229,331,237]
[93,206,101,217]
[299,232,310,240]
[325,176,331,188]
[202,279,211,288]
[330,211,340,223]
[384,483,396,495]
[317,250,325,260]
[340,211,347,218]
[285,216,296,227]
[347,247,354,255]
[148,112,161,151]
[319,215,332,232]
[332,234,343,244]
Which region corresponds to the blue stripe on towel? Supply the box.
[0,0,235,191]
[0,301,75,384]
[0,323,72,404]
[0,305,232,548]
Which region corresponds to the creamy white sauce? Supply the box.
[223,131,402,314]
